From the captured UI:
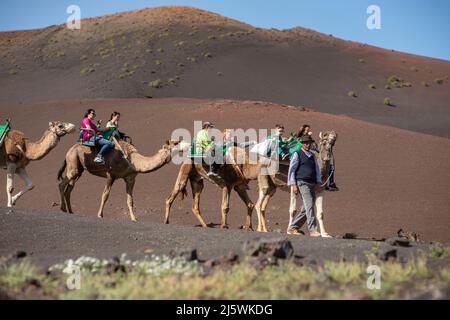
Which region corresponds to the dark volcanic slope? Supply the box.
[1,98,449,242]
[0,6,450,136]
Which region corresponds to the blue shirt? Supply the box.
[287,149,323,186]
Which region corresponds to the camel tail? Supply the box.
[57,160,67,181]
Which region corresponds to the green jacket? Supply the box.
[196,129,214,153]
[267,134,302,157]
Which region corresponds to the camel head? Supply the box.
[48,121,76,137]
[318,131,337,162]
[162,140,191,153]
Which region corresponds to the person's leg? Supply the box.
[298,182,318,234]
[207,147,221,177]
[97,138,115,157]
[288,184,307,231]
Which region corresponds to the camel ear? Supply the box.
[165,140,170,145]
[49,122,55,127]
[319,132,323,140]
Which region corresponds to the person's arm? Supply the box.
[287,152,299,186]
[314,156,323,185]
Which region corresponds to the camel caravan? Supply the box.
[1,111,338,238]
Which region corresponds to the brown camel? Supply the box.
[164,149,260,229]
[1,121,76,207]
[164,131,337,236]
[57,139,189,221]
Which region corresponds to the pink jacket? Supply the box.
[81,118,98,142]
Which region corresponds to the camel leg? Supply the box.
[315,194,331,238]
[6,162,16,207]
[255,175,274,232]
[255,189,267,232]
[125,176,137,222]
[97,176,115,219]
[11,168,34,206]
[64,179,78,214]
[259,185,276,232]
[220,186,232,229]
[191,178,208,228]
[164,175,189,225]
[288,187,297,228]
[59,177,69,212]
[234,184,254,231]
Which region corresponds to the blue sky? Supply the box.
[0,0,449,61]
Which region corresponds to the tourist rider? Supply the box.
[81,109,115,164]
[196,122,221,177]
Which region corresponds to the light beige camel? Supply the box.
[165,131,337,237]
[0,121,76,207]
[57,139,189,221]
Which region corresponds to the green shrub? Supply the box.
[384,98,393,106]
[384,85,391,90]
[434,78,444,85]
[368,84,376,90]
[204,52,213,58]
[155,60,162,65]
[80,67,95,75]
[387,75,411,88]
[429,244,450,258]
[421,81,429,87]
[347,91,357,98]
[156,48,164,53]
[167,78,177,86]
[149,79,162,88]
[358,58,365,63]
[410,66,419,72]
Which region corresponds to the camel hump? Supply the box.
[4,130,27,158]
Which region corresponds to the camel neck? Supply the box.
[25,129,59,161]
[130,148,172,173]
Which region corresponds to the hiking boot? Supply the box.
[287,228,304,236]
[94,156,105,164]
[326,185,339,192]
[309,231,322,237]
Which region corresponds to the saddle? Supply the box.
[0,119,11,147]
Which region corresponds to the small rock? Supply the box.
[377,248,397,261]
[173,248,198,261]
[25,278,41,288]
[397,229,420,242]
[14,251,27,259]
[242,238,294,259]
[386,237,410,247]
[204,259,218,268]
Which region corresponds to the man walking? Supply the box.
[286,135,322,237]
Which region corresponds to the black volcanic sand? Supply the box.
[0,207,432,267]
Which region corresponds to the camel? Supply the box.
[0,121,76,207]
[57,139,189,222]
[164,148,260,229]
[164,131,337,237]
